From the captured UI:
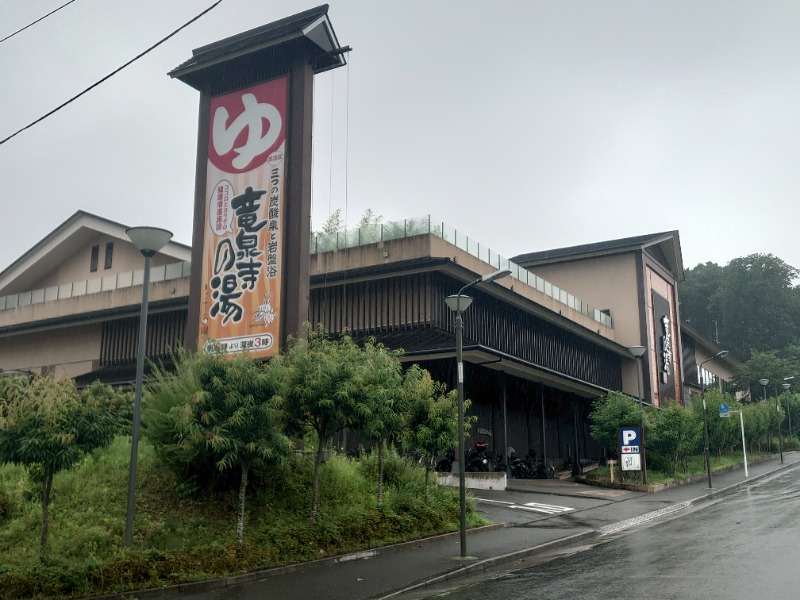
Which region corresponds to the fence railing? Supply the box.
[0,261,191,311]
[310,216,612,328]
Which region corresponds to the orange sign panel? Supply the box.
[198,77,287,358]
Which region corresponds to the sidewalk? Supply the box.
[120,452,800,600]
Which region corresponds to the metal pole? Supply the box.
[455,303,467,558]
[701,382,712,489]
[125,254,151,548]
[777,392,784,465]
[635,355,647,486]
[738,410,748,478]
[787,392,793,437]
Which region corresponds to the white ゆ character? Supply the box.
[213,93,282,170]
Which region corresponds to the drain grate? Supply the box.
[598,501,691,535]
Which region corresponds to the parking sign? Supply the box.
[619,427,642,471]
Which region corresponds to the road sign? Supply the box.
[618,427,641,471]
[720,403,730,418]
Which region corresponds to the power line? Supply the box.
[0,0,79,44]
[0,0,223,146]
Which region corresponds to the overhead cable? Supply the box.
[0,0,222,146]
[0,0,79,44]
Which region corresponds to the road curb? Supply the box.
[372,530,599,600]
[87,524,506,600]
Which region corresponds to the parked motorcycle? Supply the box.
[508,452,535,479]
[435,450,455,473]
[466,441,497,472]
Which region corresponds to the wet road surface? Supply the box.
[410,468,800,599]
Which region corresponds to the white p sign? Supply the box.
[622,430,637,445]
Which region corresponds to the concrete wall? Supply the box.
[0,323,102,378]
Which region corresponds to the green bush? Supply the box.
[0,485,13,521]
[646,401,702,474]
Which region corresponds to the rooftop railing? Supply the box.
[0,261,191,312]
[310,216,612,328]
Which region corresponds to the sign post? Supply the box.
[618,427,642,474]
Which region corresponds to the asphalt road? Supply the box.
[409,468,800,599]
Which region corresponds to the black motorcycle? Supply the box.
[466,441,497,472]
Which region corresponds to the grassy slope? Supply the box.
[0,437,484,599]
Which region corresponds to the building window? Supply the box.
[90,245,99,272]
[104,242,114,269]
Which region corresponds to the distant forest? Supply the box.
[679,253,800,362]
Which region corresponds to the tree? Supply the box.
[679,262,724,342]
[711,254,800,360]
[400,366,464,501]
[319,209,344,235]
[646,401,702,474]
[588,391,643,455]
[732,350,799,402]
[351,339,405,506]
[271,328,365,522]
[680,254,800,361]
[691,389,739,457]
[145,351,291,543]
[0,375,121,557]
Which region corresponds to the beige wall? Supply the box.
[34,236,177,289]
[0,323,102,378]
[0,278,189,329]
[527,254,639,345]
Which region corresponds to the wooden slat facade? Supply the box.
[311,272,621,391]
[100,309,187,367]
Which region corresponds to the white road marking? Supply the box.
[476,497,573,515]
[510,501,574,515]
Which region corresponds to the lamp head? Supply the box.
[444,294,473,313]
[759,378,769,386]
[629,345,646,358]
[126,226,173,257]
[783,383,791,391]
[480,268,512,284]
[715,350,729,359]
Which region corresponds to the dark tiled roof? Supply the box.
[169,5,345,87]
[512,231,678,265]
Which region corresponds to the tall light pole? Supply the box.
[759,377,782,464]
[444,267,511,559]
[783,377,794,436]
[124,226,173,548]
[629,345,646,485]
[700,350,729,489]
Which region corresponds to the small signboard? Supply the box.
[719,403,730,418]
[618,427,642,471]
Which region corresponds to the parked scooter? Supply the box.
[466,441,497,472]
[523,450,554,479]
[508,450,535,479]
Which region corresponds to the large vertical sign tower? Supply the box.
[170,5,347,357]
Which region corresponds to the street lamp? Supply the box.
[444,267,511,559]
[783,377,794,436]
[124,226,173,548]
[759,377,782,465]
[699,350,729,489]
[629,345,646,486]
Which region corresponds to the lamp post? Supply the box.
[629,345,646,485]
[699,350,729,489]
[759,377,782,464]
[444,267,511,559]
[124,226,173,548]
[783,377,794,436]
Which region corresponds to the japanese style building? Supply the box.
[0,212,737,466]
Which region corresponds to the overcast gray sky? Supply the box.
[2,0,799,276]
